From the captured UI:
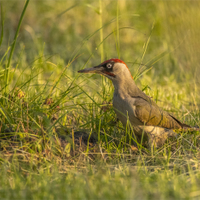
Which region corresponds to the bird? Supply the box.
[78,58,194,148]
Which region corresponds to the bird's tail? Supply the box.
[190,126,200,131]
[177,125,200,132]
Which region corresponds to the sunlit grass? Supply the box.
[0,0,200,199]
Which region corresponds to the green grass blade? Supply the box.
[4,0,30,96]
[0,102,14,125]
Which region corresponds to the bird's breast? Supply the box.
[113,93,141,126]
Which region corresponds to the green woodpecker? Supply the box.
[78,59,193,148]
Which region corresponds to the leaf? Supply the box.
[64,143,71,156]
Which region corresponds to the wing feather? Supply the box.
[133,96,189,129]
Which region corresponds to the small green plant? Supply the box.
[0,1,200,199]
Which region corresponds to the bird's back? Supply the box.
[113,88,190,130]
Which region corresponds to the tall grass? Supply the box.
[4,0,29,97]
[0,0,200,199]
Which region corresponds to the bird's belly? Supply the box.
[113,96,142,127]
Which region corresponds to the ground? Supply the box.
[0,1,200,199]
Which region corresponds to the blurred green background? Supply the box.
[3,0,200,80]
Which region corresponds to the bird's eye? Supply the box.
[106,63,112,69]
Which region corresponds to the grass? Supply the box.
[0,0,200,199]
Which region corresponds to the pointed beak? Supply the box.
[78,65,104,74]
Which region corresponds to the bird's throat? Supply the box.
[113,77,138,98]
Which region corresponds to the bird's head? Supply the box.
[78,58,133,82]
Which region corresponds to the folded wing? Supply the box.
[133,96,190,129]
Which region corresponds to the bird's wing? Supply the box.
[133,96,189,129]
